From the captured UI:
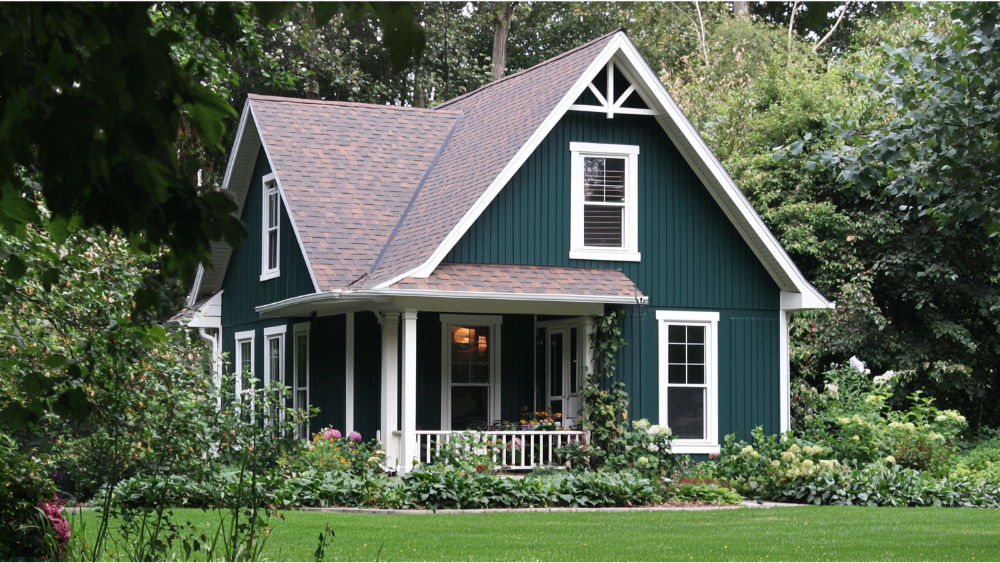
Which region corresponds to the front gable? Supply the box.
[221,148,315,326]
[444,109,780,311]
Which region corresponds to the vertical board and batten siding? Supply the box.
[221,148,315,328]
[352,312,382,442]
[444,111,782,441]
[310,315,346,435]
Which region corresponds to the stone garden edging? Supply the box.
[296,500,802,515]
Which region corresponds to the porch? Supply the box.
[256,263,645,472]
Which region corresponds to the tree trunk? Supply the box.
[733,1,749,19]
[491,2,517,82]
[303,4,321,100]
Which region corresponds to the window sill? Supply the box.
[260,270,281,282]
[670,443,720,455]
[569,249,641,262]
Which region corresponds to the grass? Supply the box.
[74,506,1000,561]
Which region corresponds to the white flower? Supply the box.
[647,424,660,436]
[647,444,659,452]
[873,370,895,385]
[632,419,651,431]
[825,382,840,398]
[886,456,896,464]
[741,445,754,456]
[849,356,867,373]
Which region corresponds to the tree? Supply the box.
[491,2,518,81]
[0,2,426,302]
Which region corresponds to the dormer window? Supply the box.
[569,142,640,262]
[261,173,280,280]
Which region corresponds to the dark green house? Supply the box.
[182,30,830,472]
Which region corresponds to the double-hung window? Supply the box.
[440,315,502,431]
[569,142,640,262]
[657,311,719,454]
[293,322,310,439]
[261,174,280,281]
[234,330,255,412]
[263,325,286,426]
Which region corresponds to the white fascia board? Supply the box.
[613,39,833,310]
[374,34,630,289]
[247,102,321,294]
[255,288,638,315]
[221,100,253,194]
[187,263,204,307]
[780,290,833,311]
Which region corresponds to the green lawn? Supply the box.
[74,506,999,561]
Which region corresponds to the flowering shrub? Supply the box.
[794,361,966,473]
[292,427,384,473]
[705,428,999,507]
[605,419,677,475]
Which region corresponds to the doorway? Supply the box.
[537,318,588,427]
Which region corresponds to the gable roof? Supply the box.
[194,29,831,311]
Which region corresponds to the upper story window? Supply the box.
[569,142,640,262]
[261,173,280,281]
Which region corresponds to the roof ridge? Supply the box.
[247,93,460,114]
[434,28,624,110]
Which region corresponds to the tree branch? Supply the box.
[813,2,850,54]
[788,0,801,66]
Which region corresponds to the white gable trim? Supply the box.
[374,32,830,310]
[375,35,625,289]
[246,103,321,294]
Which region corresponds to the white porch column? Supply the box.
[380,312,400,467]
[400,310,418,473]
[345,312,355,435]
[779,309,791,433]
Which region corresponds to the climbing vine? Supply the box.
[580,307,630,456]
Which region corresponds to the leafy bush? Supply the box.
[0,432,62,561]
[950,430,1000,486]
[794,360,966,474]
[670,482,743,505]
[290,428,385,474]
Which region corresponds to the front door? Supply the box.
[543,322,585,427]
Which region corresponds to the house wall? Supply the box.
[443,111,782,442]
[220,148,316,418]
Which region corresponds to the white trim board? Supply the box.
[373,32,831,311]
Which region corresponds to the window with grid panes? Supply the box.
[666,325,706,440]
[294,332,309,439]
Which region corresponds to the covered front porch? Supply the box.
[257,263,645,472]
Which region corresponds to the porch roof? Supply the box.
[255,264,644,318]
[389,262,643,299]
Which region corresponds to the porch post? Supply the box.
[400,310,418,473]
[380,312,400,467]
[345,312,355,436]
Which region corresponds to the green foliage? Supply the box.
[292,431,385,474]
[580,307,629,456]
[670,482,743,505]
[704,362,998,507]
[793,362,967,473]
[0,431,60,561]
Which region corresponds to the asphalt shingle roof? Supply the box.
[250,96,460,291]
[389,263,643,298]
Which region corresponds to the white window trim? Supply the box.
[293,321,310,439]
[569,142,641,262]
[260,173,281,281]
[656,310,720,454]
[234,329,256,410]
[263,325,286,425]
[439,314,503,431]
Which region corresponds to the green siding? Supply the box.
[311,315,346,434]
[221,148,315,328]
[443,111,783,443]
[416,313,442,431]
[445,112,778,311]
[499,314,536,422]
[353,312,382,441]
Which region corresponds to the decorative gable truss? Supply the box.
[569,60,659,119]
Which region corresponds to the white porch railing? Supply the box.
[390,430,585,470]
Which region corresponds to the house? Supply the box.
[181,29,831,472]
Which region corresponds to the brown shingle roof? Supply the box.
[250,95,460,291]
[361,31,618,288]
[389,263,643,298]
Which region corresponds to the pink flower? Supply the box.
[347,431,362,442]
[475,464,487,473]
[39,497,70,550]
[709,453,719,460]
[323,428,341,440]
[514,438,523,447]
